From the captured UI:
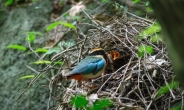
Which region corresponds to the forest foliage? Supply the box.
[1,0,182,110]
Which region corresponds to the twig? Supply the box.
[25,65,39,74]
[113,56,134,95]
[16,72,45,100]
[51,48,78,60]
[16,40,50,101]
[162,74,176,99]
[137,58,148,108]
[146,91,157,110]
[27,39,40,59]
[75,24,88,63]
[97,64,128,93]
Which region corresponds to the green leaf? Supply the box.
[45,47,61,54]
[139,23,161,39]
[138,45,145,57]
[102,0,108,3]
[150,35,162,42]
[138,51,144,57]
[145,46,153,54]
[30,60,51,64]
[170,102,181,110]
[133,0,140,3]
[19,75,35,79]
[46,21,76,31]
[46,22,61,31]
[30,60,63,65]
[5,0,13,6]
[61,22,76,29]
[146,7,153,13]
[25,31,43,43]
[138,45,154,57]
[70,95,88,108]
[35,48,48,53]
[53,61,63,65]
[25,33,35,43]
[7,44,26,51]
[145,1,150,6]
[156,81,179,98]
[25,31,44,36]
[93,98,113,110]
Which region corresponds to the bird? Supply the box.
[63,48,107,86]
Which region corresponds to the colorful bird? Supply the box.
[63,48,107,85]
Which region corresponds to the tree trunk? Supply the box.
[149,0,184,87]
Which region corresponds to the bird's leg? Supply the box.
[101,72,106,83]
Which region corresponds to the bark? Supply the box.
[149,0,184,87]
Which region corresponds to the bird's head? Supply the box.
[88,48,106,58]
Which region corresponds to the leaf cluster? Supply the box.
[70,94,113,110]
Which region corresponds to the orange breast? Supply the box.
[69,74,83,81]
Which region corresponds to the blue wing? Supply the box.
[72,56,105,75]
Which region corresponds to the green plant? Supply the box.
[138,23,161,40]
[156,81,179,98]
[6,44,27,51]
[5,0,13,6]
[133,0,140,3]
[101,0,109,3]
[170,102,181,110]
[91,98,113,110]
[70,95,89,109]
[156,80,180,110]
[46,21,76,31]
[137,22,162,57]
[70,94,113,110]
[137,45,153,57]
[25,31,43,43]
[18,74,35,79]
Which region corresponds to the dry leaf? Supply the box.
[142,55,168,69]
[69,1,85,17]
[88,94,99,102]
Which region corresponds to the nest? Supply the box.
[46,10,181,110]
